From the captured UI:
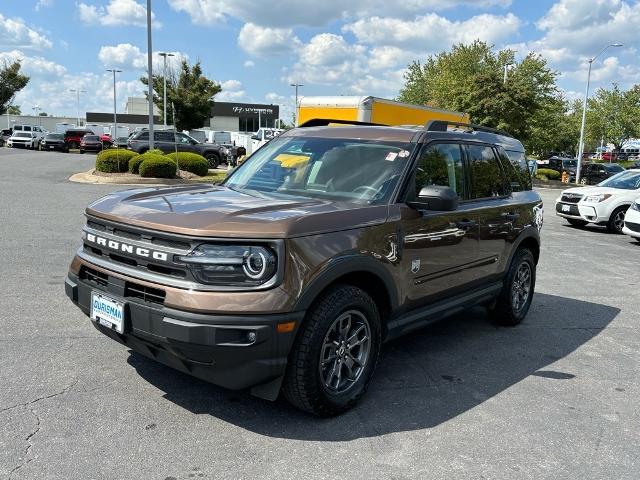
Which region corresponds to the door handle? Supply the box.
[456,219,477,230]
[502,212,520,222]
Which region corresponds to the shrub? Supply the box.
[148,148,164,155]
[165,152,209,176]
[95,149,137,173]
[536,168,560,180]
[128,154,146,174]
[139,155,177,178]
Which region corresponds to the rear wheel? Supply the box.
[607,206,627,234]
[489,248,536,326]
[282,285,381,416]
[567,218,587,227]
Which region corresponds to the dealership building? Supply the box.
[210,102,280,132]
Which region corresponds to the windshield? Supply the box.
[225,136,415,204]
[604,164,624,172]
[214,132,232,144]
[84,135,99,141]
[46,134,63,140]
[598,170,640,189]
[15,132,31,138]
[562,159,577,167]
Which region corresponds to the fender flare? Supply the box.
[293,255,400,313]
[505,226,541,269]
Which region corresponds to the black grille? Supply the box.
[625,221,640,233]
[124,282,166,304]
[80,266,108,287]
[561,194,582,204]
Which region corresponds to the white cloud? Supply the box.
[0,14,52,50]
[216,79,246,101]
[368,46,415,71]
[78,0,161,28]
[243,60,255,68]
[344,13,521,49]
[168,0,512,27]
[35,0,54,11]
[98,44,188,71]
[238,23,301,56]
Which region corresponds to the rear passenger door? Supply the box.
[400,142,481,308]
[154,131,174,153]
[465,144,518,280]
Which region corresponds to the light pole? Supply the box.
[106,69,122,139]
[158,52,174,128]
[146,0,154,148]
[290,83,303,126]
[503,63,513,84]
[576,43,623,184]
[32,105,41,125]
[69,88,86,126]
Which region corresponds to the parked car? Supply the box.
[127,130,231,168]
[64,129,94,150]
[555,169,640,233]
[14,125,46,149]
[80,135,104,153]
[548,156,578,177]
[622,198,640,241]
[65,120,543,415]
[7,131,37,149]
[41,133,69,152]
[99,133,113,147]
[1,128,12,146]
[573,162,625,185]
[113,136,129,148]
[208,130,243,166]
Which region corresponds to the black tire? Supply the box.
[79,149,85,154]
[205,153,220,169]
[567,218,588,227]
[282,285,381,416]
[607,206,627,234]
[489,248,536,326]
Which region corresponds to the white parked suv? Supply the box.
[623,198,640,241]
[13,124,46,149]
[7,131,38,149]
[555,169,640,234]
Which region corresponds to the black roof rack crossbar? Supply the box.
[298,118,389,128]
[425,120,512,138]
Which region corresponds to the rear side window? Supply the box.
[467,144,510,199]
[496,147,531,191]
[136,132,149,140]
[155,131,174,142]
[408,143,465,201]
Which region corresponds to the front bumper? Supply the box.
[65,269,304,398]
[555,201,608,223]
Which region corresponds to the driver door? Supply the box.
[400,142,481,309]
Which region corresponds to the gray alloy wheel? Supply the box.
[319,310,371,394]
[580,177,588,185]
[511,261,532,314]
[608,207,627,234]
[206,154,220,169]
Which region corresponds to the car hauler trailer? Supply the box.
[297,96,468,127]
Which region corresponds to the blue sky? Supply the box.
[2,0,640,122]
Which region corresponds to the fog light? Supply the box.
[247,332,257,342]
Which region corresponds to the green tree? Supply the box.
[1,61,29,115]
[140,60,221,131]
[527,96,581,157]
[398,40,559,147]
[38,111,48,116]
[7,105,21,115]
[585,84,640,152]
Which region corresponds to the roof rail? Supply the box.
[425,120,512,138]
[298,118,389,128]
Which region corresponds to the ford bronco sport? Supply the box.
[65,120,543,416]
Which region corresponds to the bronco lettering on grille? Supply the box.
[86,233,169,262]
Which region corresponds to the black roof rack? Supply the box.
[298,118,389,128]
[425,120,512,138]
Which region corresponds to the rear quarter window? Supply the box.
[498,147,532,191]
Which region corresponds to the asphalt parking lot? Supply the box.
[1,147,639,480]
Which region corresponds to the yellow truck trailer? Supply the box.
[297,96,468,127]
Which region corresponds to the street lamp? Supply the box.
[576,43,623,184]
[158,52,175,128]
[69,89,86,126]
[106,69,122,140]
[32,105,42,125]
[290,83,303,126]
[146,0,154,148]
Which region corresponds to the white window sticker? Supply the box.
[385,152,398,161]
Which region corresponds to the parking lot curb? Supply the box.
[69,169,225,186]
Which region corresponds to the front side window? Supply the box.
[225,136,415,205]
[409,143,465,201]
[467,144,510,199]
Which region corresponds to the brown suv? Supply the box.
[65,120,543,416]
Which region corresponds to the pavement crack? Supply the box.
[8,410,42,479]
[0,379,78,414]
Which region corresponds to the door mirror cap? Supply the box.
[412,185,459,211]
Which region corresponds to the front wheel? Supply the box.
[607,206,627,234]
[205,153,220,169]
[489,248,536,326]
[282,285,381,416]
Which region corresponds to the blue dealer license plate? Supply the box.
[90,292,125,333]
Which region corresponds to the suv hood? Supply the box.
[86,184,388,238]
[561,186,633,198]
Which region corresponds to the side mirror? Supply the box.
[251,135,260,141]
[411,185,458,211]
